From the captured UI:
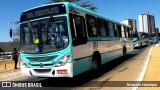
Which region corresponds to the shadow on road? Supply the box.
[37,52,142,87]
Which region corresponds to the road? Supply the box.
[1,45,152,90]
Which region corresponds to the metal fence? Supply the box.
[0,52,21,71]
[0,52,12,60]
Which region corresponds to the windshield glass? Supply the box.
[133,33,139,38]
[21,16,68,53]
[150,34,156,38]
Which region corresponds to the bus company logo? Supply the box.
[2,82,11,87]
[40,63,43,67]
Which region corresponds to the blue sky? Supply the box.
[1,0,160,42]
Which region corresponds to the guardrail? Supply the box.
[0,52,20,60]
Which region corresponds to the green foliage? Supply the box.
[47,0,97,12]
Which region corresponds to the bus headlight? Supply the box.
[55,54,70,67]
[22,61,30,68]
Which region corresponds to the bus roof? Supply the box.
[21,2,130,27]
[67,2,130,27]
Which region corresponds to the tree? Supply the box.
[47,0,97,12]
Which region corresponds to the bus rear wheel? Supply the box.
[91,53,101,77]
[123,47,127,58]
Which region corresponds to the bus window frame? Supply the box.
[108,21,115,38]
[86,14,98,37]
[97,18,108,37]
[69,13,87,46]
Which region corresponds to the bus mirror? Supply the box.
[9,28,12,38]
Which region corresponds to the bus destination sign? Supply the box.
[20,4,66,22]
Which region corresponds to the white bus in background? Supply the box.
[133,32,149,48]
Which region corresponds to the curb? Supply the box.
[131,46,153,90]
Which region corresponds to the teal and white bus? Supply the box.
[133,32,149,48]
[10,2,133,77]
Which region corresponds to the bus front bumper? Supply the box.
[21,62,73,78]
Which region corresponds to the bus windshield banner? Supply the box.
[20,4,66,22]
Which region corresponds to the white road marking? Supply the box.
[131,47,153,90]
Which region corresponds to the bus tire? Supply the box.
[140,42,142,47]
[123,46,127,58]
[92,52,101,74]
[146,42,148,46]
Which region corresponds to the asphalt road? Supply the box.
[0,45,152,90]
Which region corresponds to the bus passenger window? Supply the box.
[108,22,114,38]
[114,24,118,37]
[69,14,87,46]
[121,26,125,37]
[124,27,128,37]
[127,27,131,37]
[97,18,107,37]
[86,14,98,37]
[117,24,122,37]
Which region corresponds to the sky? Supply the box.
[1,0,160,42]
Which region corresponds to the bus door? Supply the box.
[69,10,89,75]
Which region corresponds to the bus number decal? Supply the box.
[93,42,98,49]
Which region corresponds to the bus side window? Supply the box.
[129,28,132,37]
[69,14,76,40]
[108,22,114,38]
[86,14,98,37]
[114,24,119,37]
[124,26,128,37]
[69,13,87,46]
[121,26,125,37]
[127,27,131,37]
[97,18,107,37]
[117,24,122,37]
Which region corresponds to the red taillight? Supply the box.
[57,70,68,74]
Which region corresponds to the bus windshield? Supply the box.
[21,16,68,53]
[150,33,156,38]
[133,33,139,38]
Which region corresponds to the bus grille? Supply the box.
[26,56,57,62]
[34,69,51,73]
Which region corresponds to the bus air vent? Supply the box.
[26,56,57,62]
[34,69,51,73]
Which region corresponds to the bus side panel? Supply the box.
[72,44,91,76]
[126,39,134,52]
[88,39,123,65]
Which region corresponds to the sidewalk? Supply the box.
[138,45,160,90]
[0,59,22,81]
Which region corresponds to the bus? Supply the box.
[150,33,159,44]
[10,2,133,77]
[133,32,149,48]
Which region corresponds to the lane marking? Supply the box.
[132,46,153,90]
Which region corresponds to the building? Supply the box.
[155,28,159,37]
[139,14,155,35]
[122,19,137,33]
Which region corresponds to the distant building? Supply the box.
[139,14,155,35]
[155,28,159,37]
[122,19,137,33]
